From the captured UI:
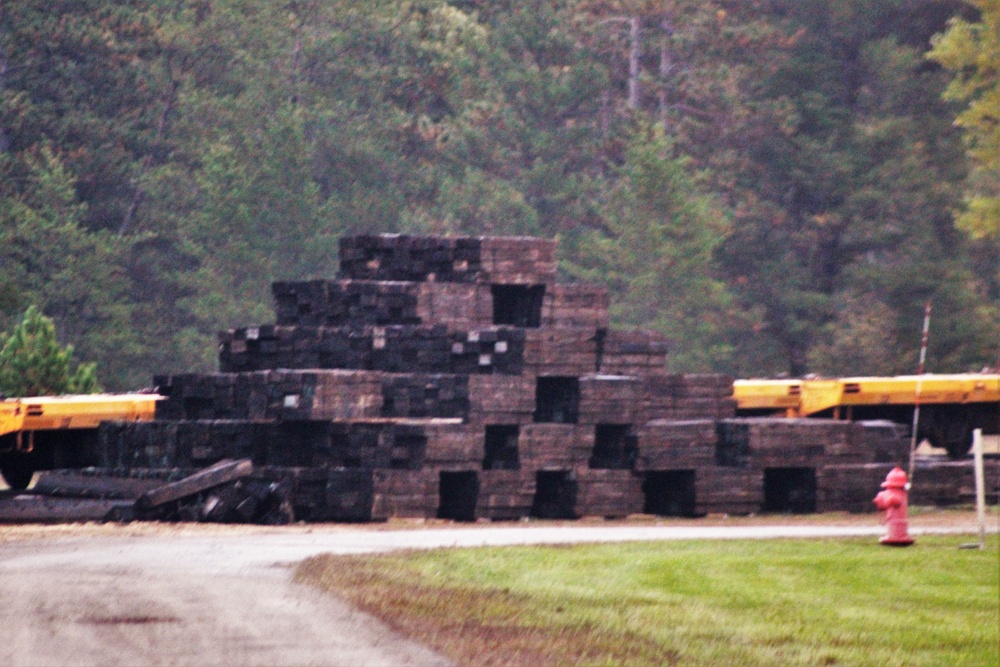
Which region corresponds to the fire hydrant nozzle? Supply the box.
[873,467,914,546]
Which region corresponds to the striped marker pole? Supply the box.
[907,301,932,485]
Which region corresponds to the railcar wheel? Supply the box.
[942,431,973,460]
[0,458,35,490]
[930,420,972,460]
[921,406,974,460]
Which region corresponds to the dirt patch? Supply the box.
[0,507,990,544]
[83,615,181,625]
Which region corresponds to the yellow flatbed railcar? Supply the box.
[0,394,160,489]
[733,373,1000,458]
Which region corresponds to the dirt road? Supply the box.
[0,532,453,667]
[0,515,991,667]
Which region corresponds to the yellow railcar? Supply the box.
[0,394,160,489]
[734,373,1000,458]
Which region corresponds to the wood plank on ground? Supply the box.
[0,494,134,523]
[138,459,253,509]
[34,470,167,499]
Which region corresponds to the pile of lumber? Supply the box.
[646,374,737,421]
[477,470,536,520]
[9,232,976,525]
[447,327,527,375]
[380,374,469,419]
[635,420,717,470]
[597,329,668,375]
[371,469,439,519]
[467,377,535,425]
[716,418,852,469]
[818,460,1000,512]
[0,461,293,524]
[578,374,646,424]
[575,469,644,518]
[154,370,384,422]
[338,235,558,284]
[519,424,594,470]
[542,284,611,329]
[588,424,639,470]
[219,324,454,374]
[273,280,499,330]
[523,329,598,376]
[221,323,616,377]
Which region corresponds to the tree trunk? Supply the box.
[659,13,673,131]
[0,46,10,155]
[628,17,641,110]
[289,36,302,107]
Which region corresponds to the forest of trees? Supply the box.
[1,0,997,392]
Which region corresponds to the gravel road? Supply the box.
[0,518,990,667]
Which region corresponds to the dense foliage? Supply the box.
[0,306,100,396]
[928,0,1000,241]
[1,0,996,389]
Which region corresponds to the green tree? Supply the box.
[1,1,212,388]
[0,306,101,397]
[0,1,168,232]
[928,0,1000,240]
[569,131,738,371]
[420,0,610,240]
[2,0,995,384]
[0,146,143,388]
[703,0,994,375]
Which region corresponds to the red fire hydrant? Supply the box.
[873,467,914,546]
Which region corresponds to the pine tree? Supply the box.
[0,306,101,397]
[568,130,738,371]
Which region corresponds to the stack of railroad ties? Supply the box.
[8,234,992,524]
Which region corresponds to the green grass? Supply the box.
[295,535,999,666]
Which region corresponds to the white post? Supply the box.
[973,429,986,549]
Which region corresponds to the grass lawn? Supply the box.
[295,535,999,666]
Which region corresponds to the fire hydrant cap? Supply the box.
[881,467,908,489]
